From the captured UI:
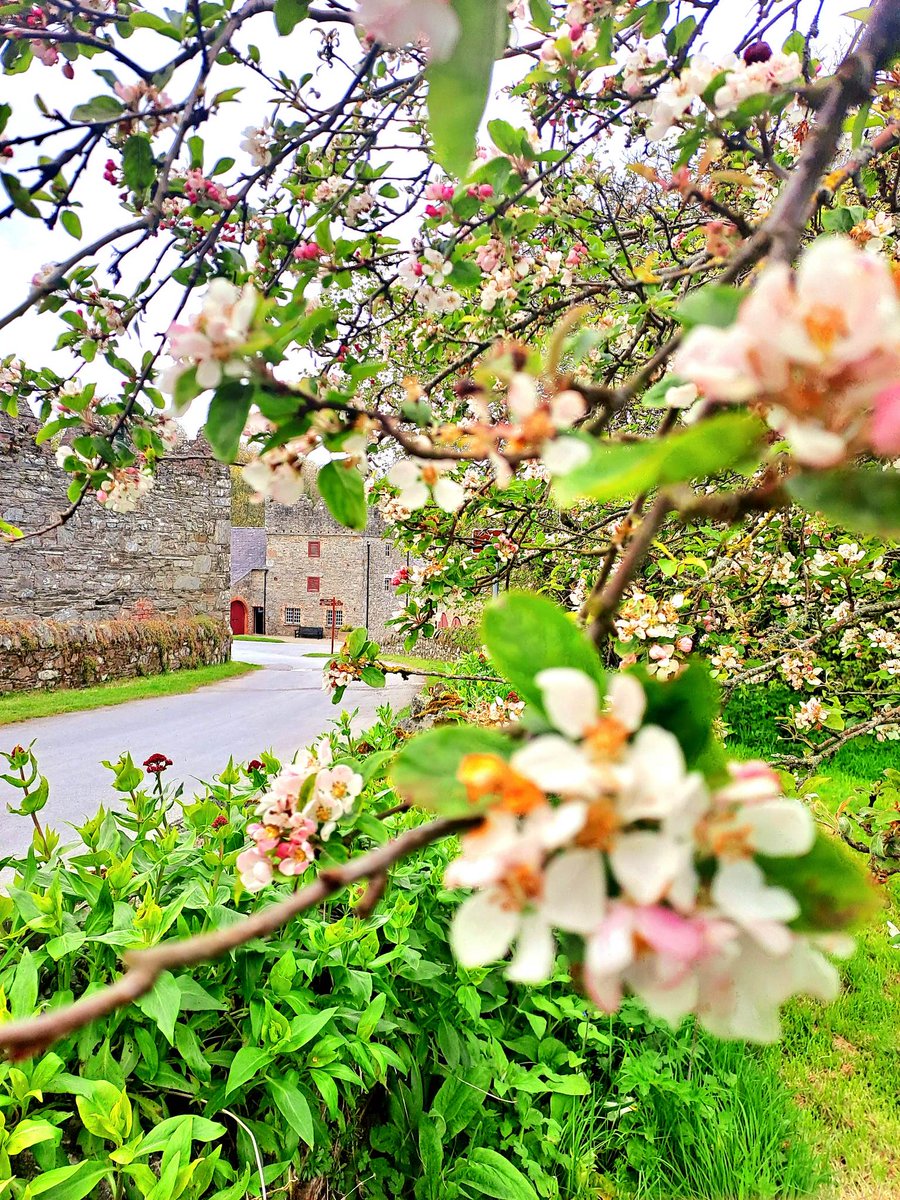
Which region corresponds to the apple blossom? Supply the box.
[443,665,843,1041]
[674,237,900,465]
[354,0,460,62]
[163,279,259,398]
[387,457,466,512]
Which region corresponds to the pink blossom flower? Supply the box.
[872,383,900,456]
[674,237,900,464]
[354,0,460,62]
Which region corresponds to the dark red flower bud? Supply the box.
[743,41,773,65]
[143,752,173,773]
[62,61,74,79]
[211,814,228,829]
[247,759,265,772]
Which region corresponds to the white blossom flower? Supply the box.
[387,457,465,512]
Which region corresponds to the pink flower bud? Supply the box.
[677,636,693,653]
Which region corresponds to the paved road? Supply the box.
[0,640,417,862]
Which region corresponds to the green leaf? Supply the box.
[9,949,38,1018]
[357,991,386,1041]
[481,590,604,712]
[175,975,227,1011]
[360,665,386,687]
[426,0,508,178]
[553,413,766,507]
[70,95,125,122]
[60,210,82,239]
[430,1062,492,1137]
[137,1116,226,1156]
[821,207,857,233]
[636,662,727,782]
[274,0,309,35]
[676,284,744,329]
[318,461,367,531]
[455,1147,539,1200]
[26,1161,111,1200]
[129,11,183,38]
[122,135,156,193]
[787,467,900,538]
[284,1006,337,1050]
[205,383,252,462]
[392,725,512,815]
[759,833,879,932]
[1,172,39,218]
[641,1,670,38]
[418,1115,444,1190]
[267,1080,315,1147]
[133,970,181,1044]
[225,1045,273,1096]
[6,1119,60,1155]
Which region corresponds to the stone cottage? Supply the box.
[230,494,410,640]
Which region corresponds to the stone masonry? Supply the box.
[232,492,409,641]
[0,411,231,623]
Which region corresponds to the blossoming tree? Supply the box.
[1,0,899,1055]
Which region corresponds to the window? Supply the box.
[384,576,392,593]
[284,607,303,624]
[385,545,391,558]
[308,540,321,558]
[325,608,344,627]
[307,576,320,593]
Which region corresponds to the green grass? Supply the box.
[0,661,260,725]
[758,766,900,1200]
[381,653,456,674]
[233,634,284,643]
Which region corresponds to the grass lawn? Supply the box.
[761,753,900,1200]
[0,660,260,725]
[380,653,456,674]
[233,634,284,643]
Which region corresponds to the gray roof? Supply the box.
[231,527,267,584]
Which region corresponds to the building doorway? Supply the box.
[230,599,248,635]
[253,606,265,635]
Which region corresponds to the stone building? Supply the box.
[0,411,231,622]
[230,493,410,640]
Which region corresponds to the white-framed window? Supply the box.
[325,608,344,627]
[384,575,392,592]
[385,545,391,558]
[284,607,303,624]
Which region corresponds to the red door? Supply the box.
[230,599,247,634]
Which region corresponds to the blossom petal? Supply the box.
[742,799,815,857]
[535,667,600,738]
[433,477,466,512]
[512,735,600,798]
[506,914,556,983]
[542,848,606,933]
[610,831,689,905]
[607,673,646,732]
[450,890,518,968]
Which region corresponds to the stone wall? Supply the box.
[265,495,409,639]
[0,615,231,693]
[0,412,231,623]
